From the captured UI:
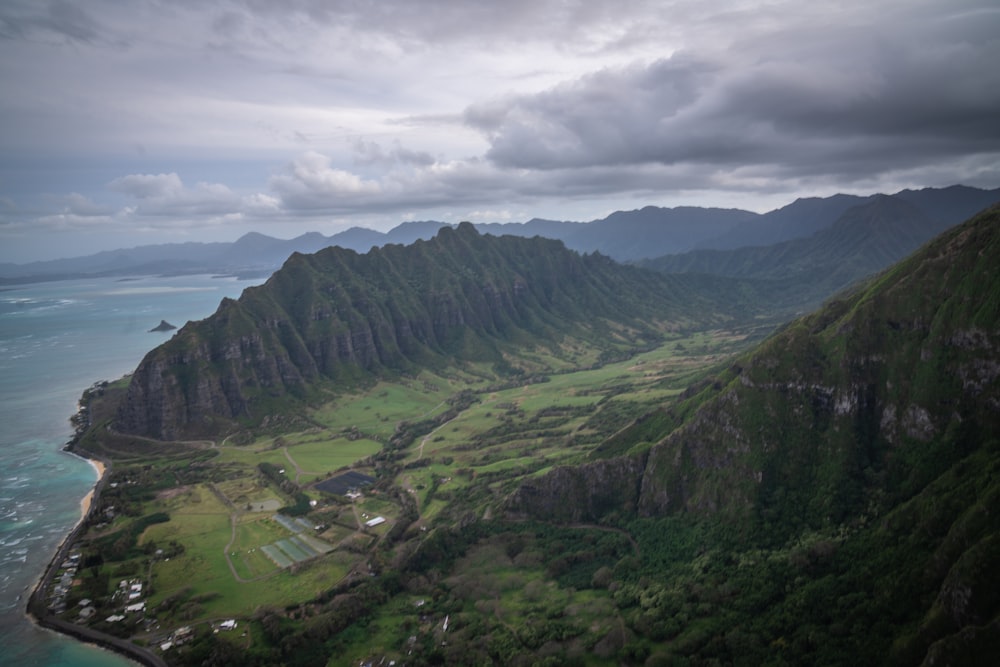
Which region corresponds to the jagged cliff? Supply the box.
[507,205,1000,663]
[116,223,751,441]
[638,203,1000,522]
[511,205,1000,522]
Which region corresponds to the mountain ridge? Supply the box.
[4,185,996,283]
[638,192,986,311]
[505,204,1000,664]
[115,223,759,441]
[512,203,1000,522]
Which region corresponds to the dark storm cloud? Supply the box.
[471,8,1000,184]
[0,0,119,45]
[1,0,998,261]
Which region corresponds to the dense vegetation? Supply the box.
[115,222,793,441]
[49,205,1000,666]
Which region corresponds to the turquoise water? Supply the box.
[0,274,263,665]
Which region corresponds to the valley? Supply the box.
[30,204,1000,666]
[47,328,755,665]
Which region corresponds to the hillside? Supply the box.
[114,223,767,441]
[509,204,1000,664]
[639,193,998,310]
[51,205,1000,666]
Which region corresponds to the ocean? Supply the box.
[0,274,263,666]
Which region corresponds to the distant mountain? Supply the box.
[508,204,1000,664]
[692,185,1000,252]
[893,183,1000,224]
[640,191,1000,310]
[114,223,766,441]
[2,185,996,285]
[695,192,871,250]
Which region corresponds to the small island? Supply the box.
[148,320,176,333]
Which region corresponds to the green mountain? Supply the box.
[509,204,1000,664]
[56,202,1000,666]
[115,223,764,441]
[640,193,996,310]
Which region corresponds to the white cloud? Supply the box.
[63,192,114,217]
[108,173,183,199]
[270,152,384,210]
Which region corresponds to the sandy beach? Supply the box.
[79,458,105,520]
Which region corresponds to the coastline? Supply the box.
[26,402,167,667]
[78,457,105,524]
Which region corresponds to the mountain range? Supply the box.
[114,223,775,441]
[508,203,1000,663]
[3,185,997,284]
[72,194,1000,665]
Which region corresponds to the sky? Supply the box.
[1,0,999,263]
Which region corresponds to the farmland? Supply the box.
[55,328,754,663]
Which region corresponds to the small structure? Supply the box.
[219,619,238,631]
[365,516,386,528]
[315,470,376,496]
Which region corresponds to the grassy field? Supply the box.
[75,329,751,652]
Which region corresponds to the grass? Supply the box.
[283,437,382,475]
[309,376,459,436]
[76,328,755,646]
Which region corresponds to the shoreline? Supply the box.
[78,457,105,523]
[26,404,167,667]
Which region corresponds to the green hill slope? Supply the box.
[640,194,987,310]
[510,205,1000,664]
[115,223,771,441]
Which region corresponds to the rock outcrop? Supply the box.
[148,319,176,332]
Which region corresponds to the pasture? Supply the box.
[76,329,752,637]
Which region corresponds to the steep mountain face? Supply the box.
[115,223,746,441]
[638,206,999,519]
[515,205,1000,520]
[508,205,1000,662]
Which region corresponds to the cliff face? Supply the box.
[637,205,1000,523]
[115,223,739,441]
[514,206,1000,526]
[506,454,649,523]
[507,206,1000,663]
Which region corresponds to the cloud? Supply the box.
[107,172,278,220]
[270,151,384,210]
[2,0,999,263]
[0,0,104,44]
[63,192,114,217]
[352,140,436,168]
[466,10,1000,185]
[108,173,183,199]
